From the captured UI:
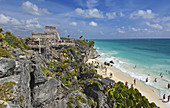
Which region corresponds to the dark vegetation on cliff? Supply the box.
[0,27,157,108]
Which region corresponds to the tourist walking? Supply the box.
[134,79,136,85]
[163,94,165,100]
[146,77,148,82]
[110,73,112,78]
[125,81,128,87]
[105,68,107,75]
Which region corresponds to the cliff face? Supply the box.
[0,39,102,108]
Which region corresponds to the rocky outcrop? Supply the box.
[66,90,90,108]
[32,78,58,107]
[17,60,33,108]
[0,57,16,78]
[84,79,108,108]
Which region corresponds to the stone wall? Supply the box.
[45,26,57,33]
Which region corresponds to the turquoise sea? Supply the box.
[94,39,170,99]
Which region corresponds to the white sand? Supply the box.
[87,59,168,108]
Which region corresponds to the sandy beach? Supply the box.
[87,59,169,108]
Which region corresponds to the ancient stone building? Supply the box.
[32,26,60,40]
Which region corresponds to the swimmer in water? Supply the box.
[133,65,136,69]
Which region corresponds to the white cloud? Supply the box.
[117,27,125,33]
[106,12,116,19]
[0,14,42,35]
[87,0,98,8]
[146,22,163,29]
[120,12,125,17]
[37,0,45,1]
[11,18,21,25]
[131,27,140,32]
[69,22,77,26]
[89,21,98,26]
[25,18,42,29]
[21,1,50,16]
[75,8,104,18]
[130,9,155,19]
[0,14,10,24]
[154,16,170,23]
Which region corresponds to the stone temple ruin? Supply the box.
[28,26,75,59]
[32,26,60,40]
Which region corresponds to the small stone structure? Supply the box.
[32,26,60,40]
[31,26,60,54]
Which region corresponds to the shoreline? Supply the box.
[87,58,169,108]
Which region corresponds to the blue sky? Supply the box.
[0,0,170,39]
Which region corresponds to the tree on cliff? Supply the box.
[80,35,83,39]
[0,27,3,33]
[68,35,70,39]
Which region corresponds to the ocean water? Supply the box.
[94,39,170,99]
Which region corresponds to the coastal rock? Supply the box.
[101,77,115,86]
[7,101,20,108]
[33,64,47,85]
[17,60,33,108]
[14,49,25,56]
[84,80,107,108]
[32,78,58,107]
[0,100,20,108]
[0,57,16,78]
[66,90,90,108]
[56,99,67,108]
[110,60,114,64]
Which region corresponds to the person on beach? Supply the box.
[168,83,170,89]
[168,95,170,102]
[160,73,162,76]
[105,68,107,75]
[163,94,165,100]
[161,75,163,78]
[125,81,128,87]
[110,73,112,78]
[134,79,136,85]
[146,77,148,82]
[101,64,103,69]
[154,78,157,82]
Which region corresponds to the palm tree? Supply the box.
[68,35,70,39]
[80,35,83,39]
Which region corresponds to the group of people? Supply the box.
[91,60,113,78]
[125,79,136,89]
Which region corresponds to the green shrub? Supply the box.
[62,49,67,53]
[76,95,86,103]
[0,47,11,58]
[71,62,78,68]
[77,103,81,108]
[64,59,71,63]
